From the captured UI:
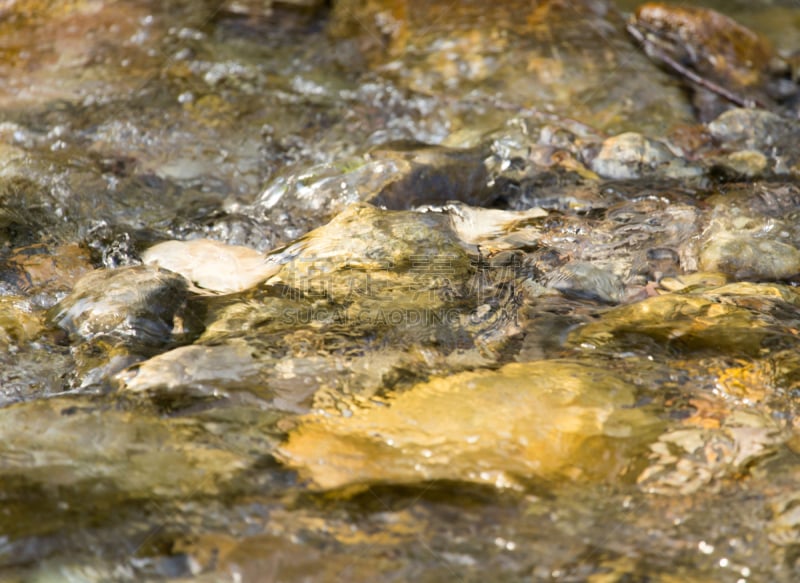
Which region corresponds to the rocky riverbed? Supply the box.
[2,0,800,581]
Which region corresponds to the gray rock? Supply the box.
[707,108,800,177]
[700,236,800,281]
[47,265,192,349]
[590,132,702,180]
[545,260,624,304]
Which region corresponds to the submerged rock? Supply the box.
[589,132,702,180]
[116,341,268,402]
[45,265,200,388]
[698,198,800,281]
[47,265,193,349]
[545,260,624,304]
[627,4,791,119]
[0,396,251,498]
[250,143,497,243]
[366,143,496,209]
[1,242,92,296]
[277,360,658,492]
[266,202,474,309]
[0,296,42,348]
[569,282,800,357]
[638,410,785,495]
[700,236,800,281]
[707,109,800,177]
[330,0,694,134]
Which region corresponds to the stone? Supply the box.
[142,238,279,294]
[589,132,702,180]
[47,265,192,348]
[277,360,658,492]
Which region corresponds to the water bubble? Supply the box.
[698,540,714,554]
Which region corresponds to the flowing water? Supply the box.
[1,1,800,581]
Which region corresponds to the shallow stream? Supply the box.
[2,1,800,581]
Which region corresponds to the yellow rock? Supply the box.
[277,360,657,492]
[569,283,800,355]
[0,296,42,347]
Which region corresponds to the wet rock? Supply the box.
[47,265,194,349]
[267,203,473,308]
[627,4,786,119]
[659,271,729,292]
[707,109,800,176]
[196,284,316,346]
[699,236,800,281]
[44,265,202,389]
[709,108,791,146]
[713,149,768,178]
[0,295,42,348]
[589,132,702,180]
[637,410,784,495]
[2,242,93,296]
[367,143,496,209]
[251,142,497,239]
[116,341,267,402]
[545,260,624,304]
[0,396,251,498]
[142,238,278,294]
[769,490,800,547]
[698,200,800,281]
[82,221,151,269]
[330,0,694,134]
[569,282,800,357]
[441,203,548,248]
[277,360,658,492]
[117,339,427,414]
